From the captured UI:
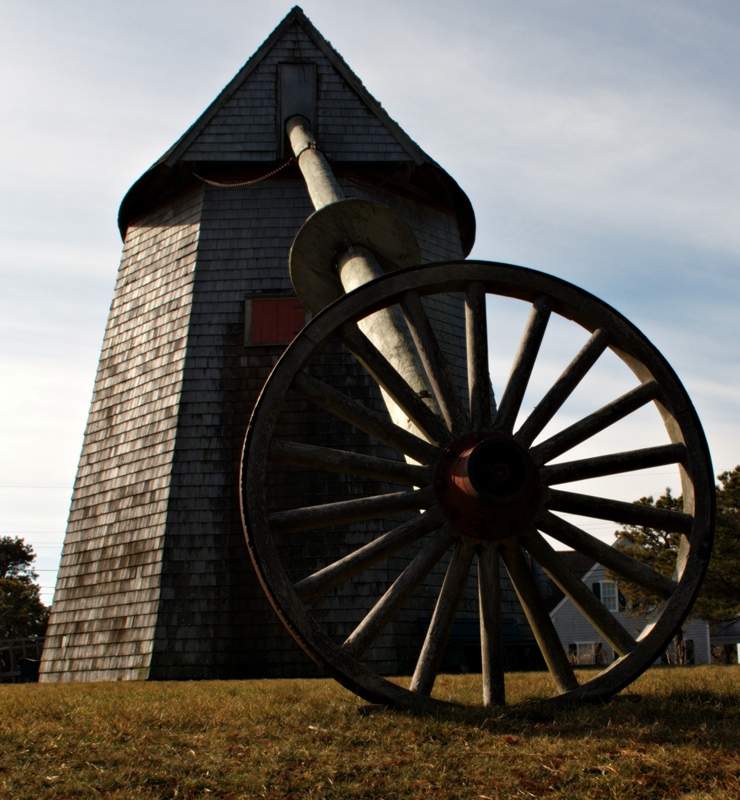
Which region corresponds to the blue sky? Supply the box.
[1,1,738,604]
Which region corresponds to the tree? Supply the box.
[693,467,740,626]
[0,536,40,581]
[0,537,50,639]
[609,468,740,664]
[610,488,684,617]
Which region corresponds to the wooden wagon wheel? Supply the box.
[240,260,714,710]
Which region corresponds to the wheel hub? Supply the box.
[432,432,542,540]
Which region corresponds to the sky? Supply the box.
[1,0,739,605]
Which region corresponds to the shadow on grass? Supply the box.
[356,680,740,749]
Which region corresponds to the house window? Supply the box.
[245,296,306,345]
[593,580,619,612]
[568,642,605,665]
[577,643,595,661]
[600,581,618,612]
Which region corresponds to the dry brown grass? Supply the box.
[1,666,739,799]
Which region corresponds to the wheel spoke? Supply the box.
[546,488,693,534]
[478,542,505,706]
[465,281,494,430]
[269,485,434,534]
[494,296,552,434]
[294,508,443,603]
[499,537,579,694]
[341,322,453,446]
[400,289,469,436]
[536,510,677,599]
[269,440,431,487]
[341,525,457,658]
[521,527,636,656]
[292,372,439,464]
[540,443,686,486]
[515,328,610,447]
[530,380,661,465]
[410,537,477,696]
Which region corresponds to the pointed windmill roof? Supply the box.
[118,7,475,253]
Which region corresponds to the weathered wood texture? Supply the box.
[40,190,204,681]
[40,11,522,682]
[241,260,714,709]
[181,23,410,163]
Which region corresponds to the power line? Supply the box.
[0,486,72,489]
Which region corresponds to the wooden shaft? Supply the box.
[286,115,444,444]
[340,322,451,447]
[401,289,468,436]
[338,249,444,439]
[286,115,344,207]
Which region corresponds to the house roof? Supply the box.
[117,6,475,251]
[559,551,596,582]
[535,550,596,613]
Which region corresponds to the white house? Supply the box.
[711,619,740,664]
[549,561,711,666]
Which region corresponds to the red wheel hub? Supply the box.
[432,432,542,540]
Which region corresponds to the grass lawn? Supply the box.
[1,666,738,799]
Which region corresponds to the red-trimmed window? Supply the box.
[246,296,306,345]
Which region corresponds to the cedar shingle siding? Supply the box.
[182,25,409,163]
[40,9,520,682]
[41,190,204,681]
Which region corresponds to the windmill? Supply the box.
[41,8,713,710]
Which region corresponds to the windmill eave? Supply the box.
[117,7,475,254]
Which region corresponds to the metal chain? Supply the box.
[293,141,320,160]
[192,158,295,188]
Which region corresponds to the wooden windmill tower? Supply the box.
[40,7,515,682]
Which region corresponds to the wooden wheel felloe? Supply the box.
[240,260,714,710]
